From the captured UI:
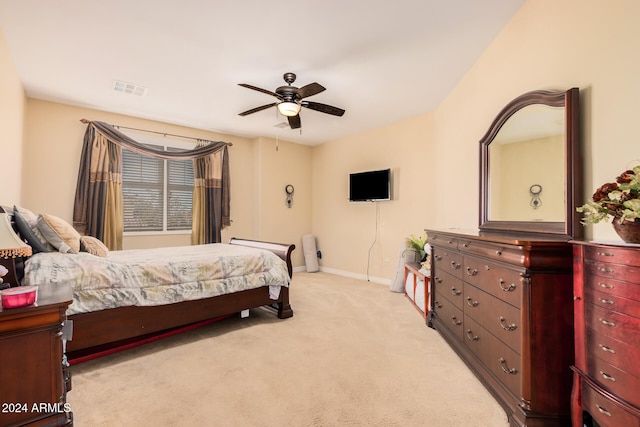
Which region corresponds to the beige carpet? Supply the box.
[67,272,509,427]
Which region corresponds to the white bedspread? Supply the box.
[23,243,290,315]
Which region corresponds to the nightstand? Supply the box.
[0,284,73,427]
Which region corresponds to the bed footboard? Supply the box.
[228,237,295,278]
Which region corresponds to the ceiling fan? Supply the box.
[238,72,345,130]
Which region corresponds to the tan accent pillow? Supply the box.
[80,236,109,257]
[37,214,81,253]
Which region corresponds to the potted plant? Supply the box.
[404,232,429,262]
[577,165,640,243]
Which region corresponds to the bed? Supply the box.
[22,238,295,360]
[7,205,295,361]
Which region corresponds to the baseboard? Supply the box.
[292,265,391,286]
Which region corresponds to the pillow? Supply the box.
[37,213,81,254]
[13,205,53,253]
[80,235,109,257]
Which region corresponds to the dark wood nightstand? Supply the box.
[0,284,73,427]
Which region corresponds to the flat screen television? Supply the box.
[349,168,391,202]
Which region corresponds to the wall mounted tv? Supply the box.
[349,168,391,202]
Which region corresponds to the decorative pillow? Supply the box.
[80,236,109,257]
[13,205,53,253]
[37,213,81,254]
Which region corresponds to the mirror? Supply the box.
[479,88,582,238]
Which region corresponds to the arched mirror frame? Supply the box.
[479,88,582,238]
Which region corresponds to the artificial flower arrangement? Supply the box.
[577,165,640,225]
[404,232,429,262]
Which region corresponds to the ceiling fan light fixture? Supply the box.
[277,101,301,117]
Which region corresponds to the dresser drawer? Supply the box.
[587,326,640,379]
[585,258,640,284]
[429,233,458,250]
[584,272,640,303]
[586,287,640,319]
[432,270,464,309]
[458,238,525,265]
[432,247,463,279]
[585,303,640,347]
[433,291,464,341]
[587,354,640,408]
[464,315,521,398]
[462,256,523,308]
[581,379,640,427]
[584,245,640,268]
[463,283,521,354]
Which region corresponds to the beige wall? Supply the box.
[312,114,434,282]
[312,0,640,281]
[20,100,311,268]
[0,28,25,205]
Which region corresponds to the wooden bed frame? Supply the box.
[63,238,295,360]
[7,216,296,360]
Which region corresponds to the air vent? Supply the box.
[113,80,147,96]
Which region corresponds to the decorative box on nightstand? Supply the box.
[0,284,74,427]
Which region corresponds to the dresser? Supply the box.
[0,284,73,427]
[426,229,575,427]
[571,241,640,427]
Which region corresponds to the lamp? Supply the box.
[0,206,32,288]
[277,101,301,117]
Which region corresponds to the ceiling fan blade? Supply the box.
[238,103,277,116]
[303,101,345,117]
[238,83,282,99]
[296,82,326,99]
[288,114,301,129]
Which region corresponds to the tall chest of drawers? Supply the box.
[571,241,640,427]
[427,229,575,427]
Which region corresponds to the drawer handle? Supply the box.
[598,344,616,354]
[595,404,612,417]
[597,252,615,257]
[462,243,469,248]
[599,282,614,289]
[450,287,462,296]
[465,267,478,276]
[599,318,616,327]
[495,250,502,256]
[599,371,616,382]
[435,255,442,261]
[499,316,517,331]
[599,297,614,305]
[498,279,516,292]
[466,297,479,307]
[434,276,443,284]
[451,316,462,326]
[498,357,518,375]
[466,329,479,341]
[450,261,461,270]
[598,267,614,273]
[434,300,443,309]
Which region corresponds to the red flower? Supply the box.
[592,182,618,202]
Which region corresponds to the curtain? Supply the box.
[192,142,230,244]
[73,120,230,250]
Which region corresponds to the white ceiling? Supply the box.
[0,0,524,145]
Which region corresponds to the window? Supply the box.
[122,142,194,233]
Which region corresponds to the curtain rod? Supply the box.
[80,119,232,146]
